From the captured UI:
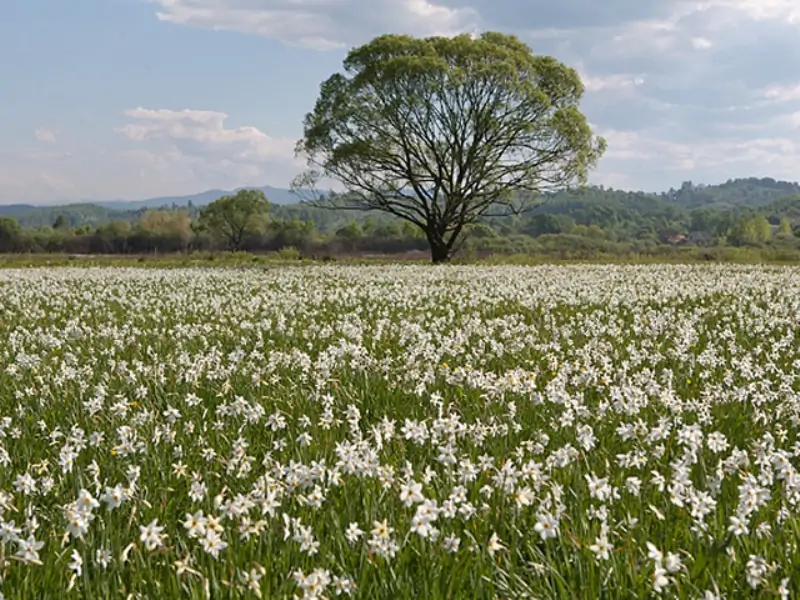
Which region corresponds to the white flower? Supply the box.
[183,510,207,539]
[779,577,790,600]
[652,566,669,593]
[487,533,504,556]
[513,486,535,508]
[399,480,424,507]
[745,555,768,589]
[13,472,36,495]
[625,477,642,496]
[139,519,165,551]
[332,575,356,596]
[409,515,433,539]
[65,509,91,539]
[200,530,228,559]
[589,535,612,561]
[15,535,44,565]
[68,549,83,576]
[96,548,112,569]
[76,489,100,513]
[241,566,264,594]
[371,520,392,540]
[665,552,682,573]
[441,534,460,553]
[728,516,749,536]
[585,473,611,502]
[101,484,127,509]
[646,542,663,564]
[706,432,729,453]
[534,513,559,540]
[345,522,364,544]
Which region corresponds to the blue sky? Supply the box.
[1,0,799,204]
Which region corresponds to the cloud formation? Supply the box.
[34,128,57,143]
[153,0,478,50]
[147,0,800,191]
[116,108,295,161]
[3,0,800,204]
[0,110,300,204]
[113,108,300,198]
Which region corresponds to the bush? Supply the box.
[275,246,302,261]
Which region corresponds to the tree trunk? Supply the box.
[429,240,450,264]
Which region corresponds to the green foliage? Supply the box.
[3,177,800,261]
[336,221,363,239]
[0,203,137,228]
[295,31,605,263]
[0,217,23,252]
[666,177,800,208]
[522,213,575,236]
[196,189,270,251]
[274,245,302,260]
[728,214,773,246]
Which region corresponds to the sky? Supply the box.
[1,0,799,204]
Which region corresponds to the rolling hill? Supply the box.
[92,185,298,210]
[1,177,800,233]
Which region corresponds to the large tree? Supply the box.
[293,32,606,263]
[197,189,269,251]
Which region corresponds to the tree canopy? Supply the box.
[196,189,269,251]
[294,31,605,262]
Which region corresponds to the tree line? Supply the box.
[1,184,799,260]
[0,190,428,257]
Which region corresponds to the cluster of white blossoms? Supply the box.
[0,264,798,598]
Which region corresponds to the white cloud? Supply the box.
[691,37,713,49]
[35,128,56,143]
[580,72,645,92]
[592,123,800,190]
[116,107,295,160]
[0,109,304,204]
[759,83,800,102]
[111,108,303,197]
[152,0,478,50]
[503,1,800,188]
[706,0,800,22]
[148,0,796,51]
[785,111,800,127]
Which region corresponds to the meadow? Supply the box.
[0,264,798,598]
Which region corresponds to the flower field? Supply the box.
[0,264,799,599]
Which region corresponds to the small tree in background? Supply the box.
[0,217,23,252]
[294,32,605,263]
[197,189,269,251]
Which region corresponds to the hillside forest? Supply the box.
[2,177,800,261]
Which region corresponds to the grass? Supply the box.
[3,244,800,270]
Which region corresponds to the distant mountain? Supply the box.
[0,204,39,215]
[2,177,800,233]
[94,185,297,211]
